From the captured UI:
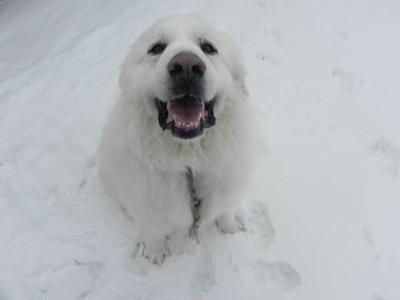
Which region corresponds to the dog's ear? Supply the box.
[218,33,249,99]
[118,35,149,93]
[119,59,131,92]
[119,48,137,92]
[217,32,247,84]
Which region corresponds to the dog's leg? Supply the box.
[136,235,171,265]
[130,171,192,264]
[134,211,190,264]
[198,190,246,235]
[216,212,245,234]
[195,171,247,235]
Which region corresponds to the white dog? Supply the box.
[98,15,256,264]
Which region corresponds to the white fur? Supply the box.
[98,15,256,263]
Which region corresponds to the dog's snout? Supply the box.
[168,52,206,79]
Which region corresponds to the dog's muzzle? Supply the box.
[155,52,216,139]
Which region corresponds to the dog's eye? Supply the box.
[148,43,167,55]
[200,42,218,55]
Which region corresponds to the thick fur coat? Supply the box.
[98,15,256,263]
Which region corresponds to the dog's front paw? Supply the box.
[136,238,170,265]
[216,213,245,234]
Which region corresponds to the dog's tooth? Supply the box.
[166,112,174,123]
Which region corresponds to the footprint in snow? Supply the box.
[371,137,400,178]
[85,157,97,169]
[263,27,285,44]
[243,200,275,248]
[332,68,357,92]
[371,294,387,300]
[249,261,301,292]
[242,201,300,293]
[255,51,281,66]
[253,0,266,9]
[331,30,350,43]
[362,226,377,247]
[191,250,216,293]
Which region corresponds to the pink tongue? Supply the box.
[168,99,204,123]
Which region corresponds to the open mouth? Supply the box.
[155,96,216,139]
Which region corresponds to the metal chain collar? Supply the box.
[186,167,201,243]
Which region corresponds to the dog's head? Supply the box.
[120,15,247,140]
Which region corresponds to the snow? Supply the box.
[1,0,400,299]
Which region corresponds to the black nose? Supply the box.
[168,52,206,79]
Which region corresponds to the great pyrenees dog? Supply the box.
[99,15,256,264]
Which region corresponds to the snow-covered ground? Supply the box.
[1,0,400,299]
